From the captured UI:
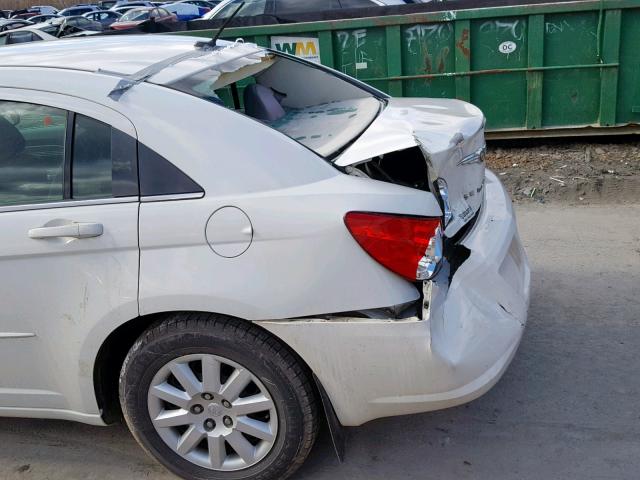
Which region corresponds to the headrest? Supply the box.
[243,84,285,122]
[0,115,26,163]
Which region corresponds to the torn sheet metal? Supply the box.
[257,170,529,427]
[335,98,486,237]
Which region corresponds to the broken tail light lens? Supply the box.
[344,212,442,281]
[436,178,453,227]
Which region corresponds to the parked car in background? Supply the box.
[111,5,140,15]
[59,5,101,16]
[98,0,119,8]
[28,14,60,23]
[84,10,122,28]
[31,15,103,36]
[180,0,219,9]
[10,11,40,20]
[0,27,57,45]
[110,7,177,29]
[162,2,207,21]
[0,19,33,32]
[0,34,529,480]
[202,0,387,20]
[30,5,59,15]
[109,1,156,10]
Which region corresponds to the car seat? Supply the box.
[0,115,26,164]
[243,84,285,122]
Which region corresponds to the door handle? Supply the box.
[28,222,103,239]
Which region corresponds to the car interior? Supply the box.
[169,53,381,158]
[0,106,66,205]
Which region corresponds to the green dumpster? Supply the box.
[183,0,640,138]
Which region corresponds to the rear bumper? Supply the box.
[259,170,530,426]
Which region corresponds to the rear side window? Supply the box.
[0,100,197,206]
[72,115,113,199]
[0,101,66,206]
[71,113,138,200]
[0,101,138,208]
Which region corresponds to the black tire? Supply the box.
[119,312,319,480]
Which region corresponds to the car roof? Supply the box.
[0,35,264,80]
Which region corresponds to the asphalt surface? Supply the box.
[1,202,639,480]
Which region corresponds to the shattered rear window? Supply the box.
[167,51,382,158]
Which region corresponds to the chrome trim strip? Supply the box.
[0,196,139,214]
[141,193,204,202]
[0,332,35,339]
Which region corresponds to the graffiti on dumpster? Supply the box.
[405,23,453,55]
[337,29,374,76]
[479,19,526,40]
[404,23,453,77]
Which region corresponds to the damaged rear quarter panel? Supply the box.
[336,97,486,236]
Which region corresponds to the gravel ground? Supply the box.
[486,140,640,203]
[0,200,639,480]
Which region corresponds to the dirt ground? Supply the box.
[486,139,640,204]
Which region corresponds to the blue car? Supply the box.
[162,1,209,20]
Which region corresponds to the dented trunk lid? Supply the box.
[335,98,486,237]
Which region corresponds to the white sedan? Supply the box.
[0,35,529,480]
[0,27,57,45]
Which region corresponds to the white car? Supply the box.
[0,27,57,45]
[0,35,529,480]
[30,5,59,15]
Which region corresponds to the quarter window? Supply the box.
[0,101,66,207]
[70,112,138,200]
[72,114,113,200]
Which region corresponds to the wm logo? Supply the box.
[274,41,318,57]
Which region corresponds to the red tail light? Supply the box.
[344,212,443,281]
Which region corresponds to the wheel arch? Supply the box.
[92,310,335,429]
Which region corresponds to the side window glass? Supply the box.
[72,114,113,200]
[0,101,66,207]
[217,0,266,18]
[7,31,36,44]
[72,114,138,200]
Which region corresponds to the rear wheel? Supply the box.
[119,313,319,480]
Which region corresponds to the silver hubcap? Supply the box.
[147,354,278,471]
